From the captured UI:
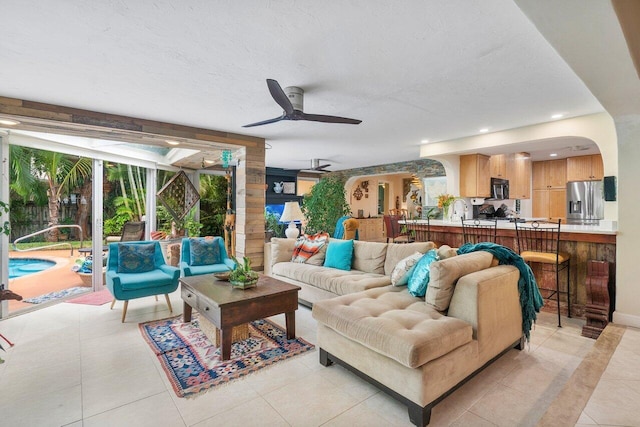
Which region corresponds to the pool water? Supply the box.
[9,258,56,279]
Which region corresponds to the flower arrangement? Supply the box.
[437,194,455,209]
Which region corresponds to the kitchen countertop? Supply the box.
[401,219,617,235]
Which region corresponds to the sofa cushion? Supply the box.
[118,243,155,273]
[272,262,390,295]
[425,251,494,311]
[384,242,436,276]
[408,249,439,297]
[324,240,354,271]
[312,286,473,368]
[291,232,330,263]
[352,241,388,274]
[271,238,296,265]
[390,252,423,286]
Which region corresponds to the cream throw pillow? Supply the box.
[437,245,458,260]
[425,251,494,311]
[390,252,423,286]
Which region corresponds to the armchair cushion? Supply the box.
[117,242,156,273]
[189,238,221,266]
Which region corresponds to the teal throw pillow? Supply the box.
[323,240,354,271]
[190,238,221,266]
[407,249,439,297]
[117,243,156,274]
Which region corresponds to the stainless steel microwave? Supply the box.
[490,177,509,200]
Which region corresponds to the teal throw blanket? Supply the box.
[457,242,544,341]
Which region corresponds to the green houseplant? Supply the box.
[229,256,259,289]
[301,175,351,235]
[265,211,285,241]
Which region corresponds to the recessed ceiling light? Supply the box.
[0,119,20,126]
[166,140,180,146]
[421,139,430,144]
[479,128,489,133]
[204,159,215,164]
[550,153,558,157]
[551,114,564,119]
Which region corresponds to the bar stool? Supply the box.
[461,218,497,244]
[383,215,414,243]
[515,220,570,327]
[405,217,430,242]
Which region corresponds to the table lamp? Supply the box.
[281,201,304,239]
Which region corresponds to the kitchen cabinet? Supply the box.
[460,154,491,197]
[532,159,567,222]
[489,154,507,178]
[357,217,385,242]
[506,152,531,199]
[567,154,604,181]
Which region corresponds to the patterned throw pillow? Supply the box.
[407,249,439,297]
[390,252,424,286]
[117,243,156,273]
[190,237,221,266]
[291,232,330,263]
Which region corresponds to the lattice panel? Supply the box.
[156,170,200,222]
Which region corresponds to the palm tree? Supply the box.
[11,146,92,241]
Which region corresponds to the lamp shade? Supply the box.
[281,201,304,239]
[280,201,304,222]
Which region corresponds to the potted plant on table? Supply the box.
[229,256,259,289]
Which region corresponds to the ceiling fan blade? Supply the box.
[266,79,295,116]
[316,163,331,170]
[242,114,286,128]
[299,112,362,125]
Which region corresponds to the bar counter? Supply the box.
[401,219,617,319]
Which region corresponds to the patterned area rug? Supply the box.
[24,286,88,304]
[139,314,315,398]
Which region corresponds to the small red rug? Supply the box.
[66,289,113,305]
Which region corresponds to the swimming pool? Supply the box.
[9,258,56,279]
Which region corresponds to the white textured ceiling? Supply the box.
[0,0,604,171]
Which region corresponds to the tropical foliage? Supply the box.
[10,146,91,241]
[301,175,351,235]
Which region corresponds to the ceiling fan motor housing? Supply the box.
[284,86,304,111]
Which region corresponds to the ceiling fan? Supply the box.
[243,79,362,127]
[285,158,333,173]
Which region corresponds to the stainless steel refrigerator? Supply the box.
[566,180,604,225]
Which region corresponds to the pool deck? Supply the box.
[7,249,92,313]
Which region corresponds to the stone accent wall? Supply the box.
[327,158,446,180]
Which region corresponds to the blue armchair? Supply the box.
[106,241,180,322]
[180,237,236,277]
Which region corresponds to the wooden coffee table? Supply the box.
[180,274,301,360]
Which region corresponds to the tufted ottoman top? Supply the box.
[312,286,473,368]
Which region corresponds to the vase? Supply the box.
[443,205,451,222]
[230,277,258,289]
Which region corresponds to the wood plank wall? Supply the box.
[0,96,267,268]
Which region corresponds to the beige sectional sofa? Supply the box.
[264,238,436,306]
[265,238,524,426]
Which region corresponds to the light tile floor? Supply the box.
[0,291,634,426]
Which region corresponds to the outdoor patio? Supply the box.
[7,249,91,313]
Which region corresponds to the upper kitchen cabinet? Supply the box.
[489,154,507,178]
[533,159,567,190]
[566,154,604,181]
[532,159,567,222]
[460,154,491,197]
[506,152,531,199]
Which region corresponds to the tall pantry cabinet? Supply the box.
[532,159,567,223]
